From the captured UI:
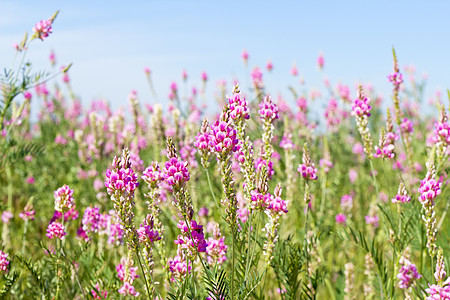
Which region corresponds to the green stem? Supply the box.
[232,233,235,300]
[136,251,153,300]
[205,168,220,209]
[369,159,380,203]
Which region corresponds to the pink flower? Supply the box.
[201,71,208,82]
[26,176,35,184]
[137,222,161,244]
[241,49,249,63]
[259,95,279,122]
[91,283,108,299]
[1,211,13,223]
[118,282,140,297]
[351,95,371,118]
[228,91,249,120]
[19,204,35,221]
[335,213,346,224]
[426,278,450,299]
[209,117,238,155]
[251,67,264,89]
[33,18,53,40]
[297,163,318,180]
[46,221,67,239]
[291,64,298,76]
[54,184,75,212]
[164,157,190,186]
[144,67,151,76]
[0,251,10,273]
[168,255,191,281]
[266,60,273,72]
[349,169,358,183]
[398,257,421,289]
[365,214,379,227]
[317,53,325,70]
[24,91,32,100]
[400,118,414,134]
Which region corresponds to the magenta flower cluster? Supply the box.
[258,96,279,122]
[209,119,239,155]
[33,19,53,40]
[206,236,228,265]
[426,278,450,299]
[175,220,207,254]
[228,92,250,120]
[104,165,139,196]
[141,162,164,186]
[0,251,9,273]
[255,157,274,179]
[397,259,421,289]
[388,71,403,88]
[297,163,318,180]
[194,130,212,151]
[54,184,74,212]
[351,95,371,118]
[251,190,288,214]
[168,255,191,281]
[418,176,442,206]
[400,118,414,134]
[164,157,190,186]
[137,223,161,244]
[46,221,66,239]
[434,120,450,145]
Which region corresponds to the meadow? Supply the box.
[1,12,449,300]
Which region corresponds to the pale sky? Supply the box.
[1,1,449,117]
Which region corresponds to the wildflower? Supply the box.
[209,114,238,156]
[374,109,396,159]
[266,60,273,72]
[291,64,298,76]
[168,255,191,281]
[397,256,421,289]
[263,184,288,265]
[54,184,75,212]
[298,143,318,180]
[352,86,373,158]
[137,217,161,244]
[206,224,228,265]
[164,156,190,186]
[201,71,208,82]
[116,255,140,296]
[434,105,450,158]
[91,283,108,299]
[317,53,325,70]
[105,148,139,250]
[335,213,347,224]
[19,204,35,221]
[82,206,101,235]
[251,67,264,90]
[118,282,140,297]
[241,49,249,64]
[33,19,53,40]
[340,194,353,212]
[228,90,249,120]
[142,162,164,188]
[0,251,9,273]
[1,211,13,223]
[400,118,414,134]
[259,95,279,123]
[175,219,207,259]
[194,119,213,167]
[392,183,411,203]
[46,221,66,239]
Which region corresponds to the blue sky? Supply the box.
[1,1,450,115]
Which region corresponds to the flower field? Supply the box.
[2,12,450,300]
